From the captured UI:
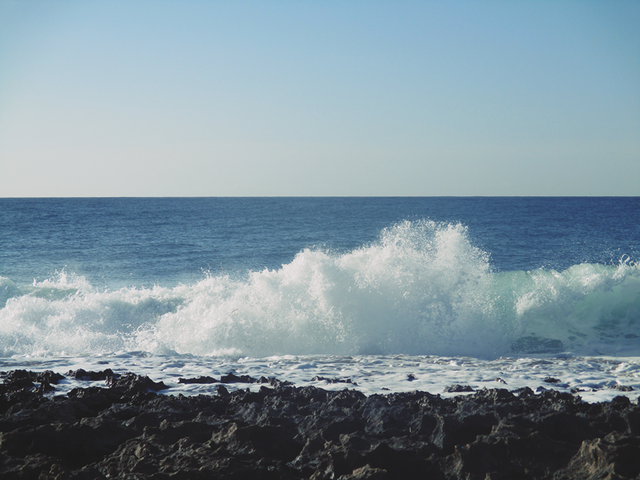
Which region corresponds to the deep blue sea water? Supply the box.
[1,197,639,400]
[2,197,637,287]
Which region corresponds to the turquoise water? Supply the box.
[1,197,638,359]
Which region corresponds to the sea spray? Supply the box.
[134,221,499,357]
[1,221,638,358]
[504,260,640,355]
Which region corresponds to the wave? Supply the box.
[1,221,638,358]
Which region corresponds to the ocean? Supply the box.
[1,197,639,402]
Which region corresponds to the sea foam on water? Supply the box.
[1,220,638,360]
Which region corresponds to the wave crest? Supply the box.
[1,221,638,358]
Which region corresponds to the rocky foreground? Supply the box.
[1,370,639,480]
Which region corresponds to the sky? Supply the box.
[0,0,638,197]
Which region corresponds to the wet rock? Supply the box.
[178,376,217,384]
[259,376,294,387]
[444,384,474,393]
[215,384,230,397]
[611,384,634,392]
[67,368,116,381]
[1,370,63,395]
[220,372,258,383]
[105,372,168,393]
[36,371,65,385]
[312,376,356,385]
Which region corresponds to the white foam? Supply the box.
[2,353,638,404]
[0,221,638,359]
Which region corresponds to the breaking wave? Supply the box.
[1,221,638,358]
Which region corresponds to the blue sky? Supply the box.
[0,0,638,196]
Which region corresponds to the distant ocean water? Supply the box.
[1,197,639,402]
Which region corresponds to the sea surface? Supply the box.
[1,197,639,402]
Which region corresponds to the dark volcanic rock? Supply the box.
[312,376,356,385]
[554,431,640,479]
[105,373,169,393]
[1,370,639,479]
[444,384,474,393]
[220,372,258,384]
[611,384,634,392]
[178,376,217,384]
[67,368,116,381]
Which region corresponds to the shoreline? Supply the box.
[1,370,639,479]
[2,353,639,405]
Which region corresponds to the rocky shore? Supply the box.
[1,369,639,479]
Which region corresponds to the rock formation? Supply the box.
[1,369,638,479]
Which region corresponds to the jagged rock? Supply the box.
[215,384,230,397]
[444,384,474,393]
[0,369,638,479]
[36,371,65,385]
[178,376,217,384]
[220,372,257,383]
[260,376,294,388]
[67,369,115,381]
[312,376,356,385]
[554,431,640,480]
[105,373,168,393]
[611,384,634,392]
[339,464,389,480]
